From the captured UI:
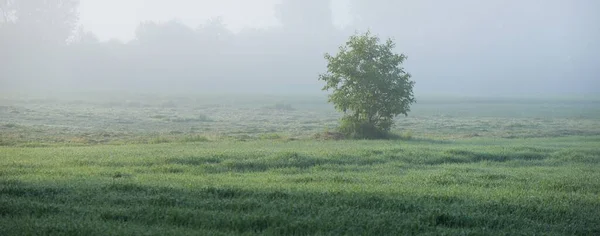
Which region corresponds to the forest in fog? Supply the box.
[1,0,598,96]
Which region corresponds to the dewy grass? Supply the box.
[1,94,599,234]
[1,137,599,235]
[2,94,600,146]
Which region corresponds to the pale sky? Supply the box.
[79,0,352,41]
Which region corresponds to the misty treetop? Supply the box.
[320,31,415,139]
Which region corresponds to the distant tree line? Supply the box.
[1,0,595,95]
[0,0,355,93]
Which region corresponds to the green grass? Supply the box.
[1,93,599,234]
[1,137,599,235]
[2,93,600,146]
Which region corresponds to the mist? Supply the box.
[1,0,598,97]
[3,2,600,233]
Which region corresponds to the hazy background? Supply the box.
[1,0,598,97]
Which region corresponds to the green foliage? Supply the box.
[319,31,416,139]
[338,116,390,139]
[398,130,414,140]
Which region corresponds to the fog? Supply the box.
[1,0,598,97]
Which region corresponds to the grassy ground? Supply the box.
[1,93,599,146]
[1,137,600,235]
[1,93,600,235]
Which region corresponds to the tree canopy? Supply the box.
[319,31,415,139]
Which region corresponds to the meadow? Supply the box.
[1,92,600,235]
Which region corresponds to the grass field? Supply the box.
[1,93,600,235]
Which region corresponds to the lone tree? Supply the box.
[319,31,415,139]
